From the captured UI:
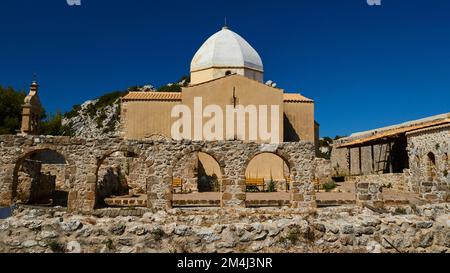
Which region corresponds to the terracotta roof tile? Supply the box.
[283,93,313,103]
[122,91,313,103]
[122,92,181,101]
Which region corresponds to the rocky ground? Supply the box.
[0,204,448,253]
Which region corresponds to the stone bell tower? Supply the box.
[20,78,42,135]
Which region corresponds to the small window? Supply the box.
[427,152,437,181]
[428,152,436,166]
[225,70,232,76]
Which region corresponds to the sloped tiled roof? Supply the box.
[283,93,314,103]
[122,90,313,104]
[336,115,450,148]
[122,92,181,101]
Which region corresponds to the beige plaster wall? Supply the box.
[245,153,289,180]
[183,75,284,143]
[122,100,179,139]
[283,101,315,143]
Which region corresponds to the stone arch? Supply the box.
[241,149,296,179]
[12,148,73,206]
[241,146,315,208]
[94,149,143,208]
[171,149,224,193]
[244,152,291,192]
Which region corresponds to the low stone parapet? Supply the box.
[1,204,448,253]
[355,179,383,206]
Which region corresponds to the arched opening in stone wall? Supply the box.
[172,151,222,207]
[244,152,291,207]
[427,152,437,182]
[95,151,146,208]
[12,149,70,207]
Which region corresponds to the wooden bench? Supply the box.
[246,178,265,191]
[172,178,183,193]
[285,177,291,191]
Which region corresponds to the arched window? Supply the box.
[443,153,449,177]
[225,70,232,76]
[245,153,290,192]
[95,150,140,208]
[13,149,69,206]
[427,152,437,181]
[173,151,222,193]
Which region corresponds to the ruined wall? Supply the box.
[355,173,407,191]
[407,125,450,202]
[173,151,199,193]
[40,165,69,191]
[1,204,448,253]
[330,145,349,177]
[15,160,55,205]
[0,135,316,212]
[314,158,332,184]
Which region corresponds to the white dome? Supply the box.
[190,27,264,73]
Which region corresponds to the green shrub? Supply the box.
[157,84,182,93]
[322,181,337,192]
[41,112,73,136]
[96,91,126,110]
[83,103,97,118]
[96,110,107,129]
[0,86,26,134]
[267,179,276,192]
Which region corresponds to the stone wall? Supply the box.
[0,135,316,212]
[314,158,332,184]
[330,146,349,177]
[173,151,200,193]
[407,125,450,202]
[355,173,407,191]
[15,160,55,205]
[41,165,69,191]
[354,176,383,206]
[0,204,448,253]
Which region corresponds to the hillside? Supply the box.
[62,97,122,139]
[62,78,188,138]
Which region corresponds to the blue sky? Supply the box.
[0,0,449,138]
